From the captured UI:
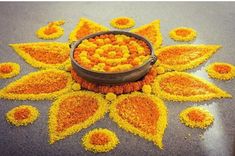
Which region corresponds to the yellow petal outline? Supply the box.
[48,91,108,144]
[0,62,20,79]
[152,71,231,102]
[169,27,197,42]
[110,17,135,29]
[69,17,109,43]
[206,62,235,80]
[109,92,168,149]
[9,42,70,69]
[0,69,73,100]
[179,106,214,129]
[6,105,39,126]
[82,128,119,153]
[36,20,65,40]
[155,44,221,71]
[130,20,162,51]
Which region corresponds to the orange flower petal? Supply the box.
[9,42,70,69]
[152,72,231,102]
[0,69,72,100]
[155,45,221,71]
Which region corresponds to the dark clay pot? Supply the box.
[70,31,157,85]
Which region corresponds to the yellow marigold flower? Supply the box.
[169,27,197,42]
[110,17,135,29]
[179,107,214,129]
[82,128,119,153]
[0,62,20,79]
[72,83,81,91]
[105,93,117,101]
[142,85,152,94]
[155,66,165,75]
[206,62,235,80]
[6,105,39,126]
[36,20,65,40]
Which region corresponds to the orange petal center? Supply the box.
[7,72,68,94]
[76,22,104,39]
[56,95,98,132]
[0,64,13,74]
[160,75,216,96]
[187,109,206,122]
[214,64,231,74]
[175,29,191,37]
[117,96,159,135]
[89,132,110,145]
[44,24,58,35]
[13,108,31,120]
[115,18,129,25]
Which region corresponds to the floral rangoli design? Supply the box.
[0,62,20,79]
[0,17,233,152]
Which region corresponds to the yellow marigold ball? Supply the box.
[156,66,165,74]
[105,93,117,101]
[142,85,152,94]
[72,83,81,91]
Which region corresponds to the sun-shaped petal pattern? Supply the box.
[206,62,235,80]
[169,27,197,42]
[152,72,231,102]
[9,42,70,69]
[6,105,39,126]
[110,17,135,29]
[0,62,20,79]
[69,18,109,43]
[48,91,108,144]
[130,20,162,51]
[82,128,119,153]
[109,92,167,149]
[179,107,214,129]
[155,45,221,71]
[36,20,65,40]
[0,69,73,100]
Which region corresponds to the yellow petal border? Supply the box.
[0,62,20,79]
[0,69,73,100]
[206,62,235,80]
[110,17,135,29]
[152,71,232,102]
[109,92,168,149]
[155,44,221,71]
[82,128,119,153]
[48,91,108,144]
[169,27,197,42]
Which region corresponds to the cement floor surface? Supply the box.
[0,2,235,156]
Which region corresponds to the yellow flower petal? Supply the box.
[152,71,231,102]
[0,62,20,79]
[48,91,108,144]
[82,128,119,153]
[9,42,70,69]
[109,92,167,149]
[0,69,73,100]
[155,44,221,71]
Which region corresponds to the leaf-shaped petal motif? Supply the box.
[9,42,70,69]
[152,72,231,102]
[48,91,108,144]
[69,18,109,43]
[109,92,167,149]
[0,69,73,100]
[130,20,162,50]
[155,45,221,71]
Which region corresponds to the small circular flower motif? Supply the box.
[179,107,214,129]
[82,128,119,153]
[110,17,135,29]
[0,62,20,79]
[36,20,65,40]
[206,62,235,80]
[169,27,197,42]
[6,105,39,126]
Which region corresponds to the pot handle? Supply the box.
[150,55,157,65]
[69,41,76,48]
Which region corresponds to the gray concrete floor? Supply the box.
[0,2,235,156]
